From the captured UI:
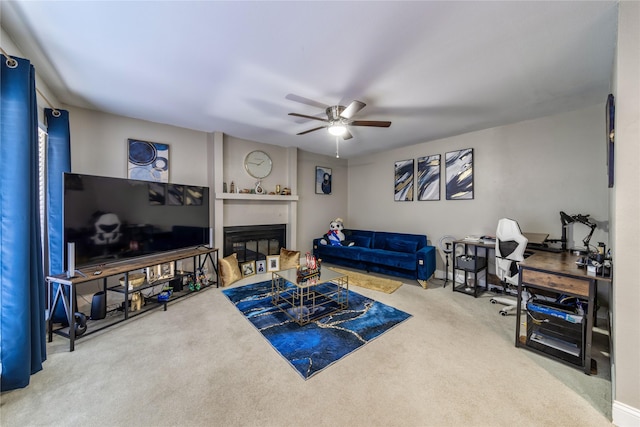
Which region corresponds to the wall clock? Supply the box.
[244,150,272,179]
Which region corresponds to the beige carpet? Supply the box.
[329,267,403,293]
[1,269,612,427]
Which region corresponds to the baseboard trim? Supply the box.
[612,400,640,426]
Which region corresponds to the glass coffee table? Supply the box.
[271,268,349,325]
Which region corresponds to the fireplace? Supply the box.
[223,224,286,263]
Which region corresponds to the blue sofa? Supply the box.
[312,229,436,284]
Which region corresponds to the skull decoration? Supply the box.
[90,213,122,245]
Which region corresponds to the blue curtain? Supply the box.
[0,55,47,391]
[45,108,71,323]
[46,108,70,277]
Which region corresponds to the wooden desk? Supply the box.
[515,250,612,374]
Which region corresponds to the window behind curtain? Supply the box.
[38,127,47,264]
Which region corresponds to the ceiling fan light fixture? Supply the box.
[328,124,347,136]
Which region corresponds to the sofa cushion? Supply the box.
[351,235,371,248]
[360,249,417,271]
[315,244,368,261]
[385,238,418,253]
[373,232,427,251]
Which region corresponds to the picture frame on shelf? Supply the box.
[266,255,280,272]
[241,261,256,278]
[145,266,158,283]
[157,262,175,281]
[316,166,332,194]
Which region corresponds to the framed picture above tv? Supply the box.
[127,139,170,183]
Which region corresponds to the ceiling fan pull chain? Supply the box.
[335,137,340,158]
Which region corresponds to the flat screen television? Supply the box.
[64,173,210,269]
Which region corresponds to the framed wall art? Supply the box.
[606,94,615,188]
[316,166,332,194]
[445,148,474,200]
[417,154,441,201]
[127,139,169,183]
[394,159,414,201]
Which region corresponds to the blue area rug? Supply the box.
[222,280,411,380]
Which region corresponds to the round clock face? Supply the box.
[244,150,272,179]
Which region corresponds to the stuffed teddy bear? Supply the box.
[320,218,354,246]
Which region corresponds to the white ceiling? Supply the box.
[2,1,618,159]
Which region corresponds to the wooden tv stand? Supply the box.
[46,247,218,351]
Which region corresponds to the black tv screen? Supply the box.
[64,173,210,268]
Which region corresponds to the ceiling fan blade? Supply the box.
[350,120,392,128]
[340,100,366,119]
[342,130,353,140]
[288,113,329,123]
[297,126,326,135]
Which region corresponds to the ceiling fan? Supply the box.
[288,100,391,140]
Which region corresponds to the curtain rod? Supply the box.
[1,46,61,117]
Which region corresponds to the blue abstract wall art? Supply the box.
[445,148,474,200]
[394,159,414,201]
[128,139,169,183]
[417,154,441,201]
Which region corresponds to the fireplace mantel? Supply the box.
[215,193,299,201]
[209,132,298,252]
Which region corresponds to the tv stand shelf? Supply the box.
[46,247,218,351]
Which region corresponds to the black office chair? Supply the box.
[490,218,528,316]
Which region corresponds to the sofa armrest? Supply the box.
[416,245,436,281]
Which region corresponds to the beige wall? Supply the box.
[347,105,610,281]
[297,150,349,255]
[612,1,640,423]
[66,106,209,186]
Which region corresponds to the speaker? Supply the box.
[74,312,87,336]
[91,291,106,320]
[66,242,75,278]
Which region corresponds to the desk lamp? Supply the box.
[559,211,596,254]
